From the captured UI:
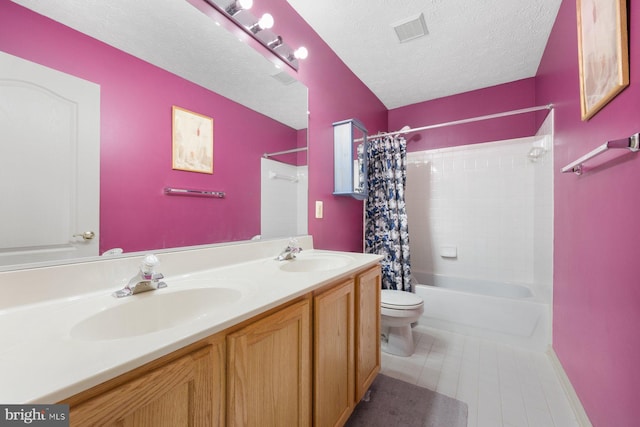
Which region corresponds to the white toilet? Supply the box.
[380,289,424,357]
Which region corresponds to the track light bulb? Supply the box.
[226,0,253,16]
[258,13,274,30]
[293,46,308,60]
[250,13,274,33]
[238,0,253,9]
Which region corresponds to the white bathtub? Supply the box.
[413,273,550,351]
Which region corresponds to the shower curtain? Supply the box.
[365,135,412,291]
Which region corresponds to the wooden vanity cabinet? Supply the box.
[355,266,381,401]
[313,278,355,427]
[64,334,225,427]
[61,264,380,427]
[226,297,312,427]
[313,265,381,427]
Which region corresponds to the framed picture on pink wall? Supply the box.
[172,106,214,174]
[576,0,629,121]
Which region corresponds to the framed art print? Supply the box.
[576,0,629,121]
[172,106,214,174]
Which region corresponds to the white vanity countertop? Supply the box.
[0,239,381,403]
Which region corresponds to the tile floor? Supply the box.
[380,325,581,427]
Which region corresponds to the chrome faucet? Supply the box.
[275,238,302,261]
[113,254,167,298]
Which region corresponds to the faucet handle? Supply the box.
[287,238,302,252]
[142,254,159,267]
[140,254,160,279]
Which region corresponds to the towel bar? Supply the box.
[561,133,639,175]
[164,187,225,198]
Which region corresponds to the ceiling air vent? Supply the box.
[392,13,428,43]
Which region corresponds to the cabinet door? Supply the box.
[355,266,381,401]
[227,298,312,427]
[69,343,222,426]
[314,279,355,427]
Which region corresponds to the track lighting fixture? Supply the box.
[202,0,309,70]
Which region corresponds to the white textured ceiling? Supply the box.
[12,0,562,123]
[11,0,308,130]
[286,0,562,109]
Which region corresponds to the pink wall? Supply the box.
[536,1,640,426]
[252,0,389,252]
[0,2,300,254]
[388,78,538,151]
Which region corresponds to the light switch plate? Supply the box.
[315,201,323,219]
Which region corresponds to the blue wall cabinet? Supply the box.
[333,119,368,200]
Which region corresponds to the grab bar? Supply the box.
[164,187,225,198]
[561,133,639,175]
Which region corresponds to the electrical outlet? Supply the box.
[315,201,323,219]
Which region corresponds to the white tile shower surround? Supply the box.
[406,136,553,286]
[260,158,308,239]
[381,326,579,427]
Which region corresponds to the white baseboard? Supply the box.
[547,348,593,427]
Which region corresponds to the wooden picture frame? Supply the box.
[172,106,214,174]
[576,0,629,121]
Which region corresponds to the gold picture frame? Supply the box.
[576,0,629,121]
[172,106,214,174]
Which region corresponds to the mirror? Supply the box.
[1,0,308,271]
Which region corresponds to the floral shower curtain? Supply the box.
[365,135,411,291]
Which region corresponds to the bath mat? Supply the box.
[345,374,468,427]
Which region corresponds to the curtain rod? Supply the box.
[263,146,308,158]
[367,104,554,140]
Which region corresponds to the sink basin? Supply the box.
[279,254,353,272]
[70,287,242,340]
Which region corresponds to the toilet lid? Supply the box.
[381,289,423,309]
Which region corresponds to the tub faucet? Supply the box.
[113,254,167,298]
[276,238,302,261]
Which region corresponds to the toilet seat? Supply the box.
[381,289,423,310]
